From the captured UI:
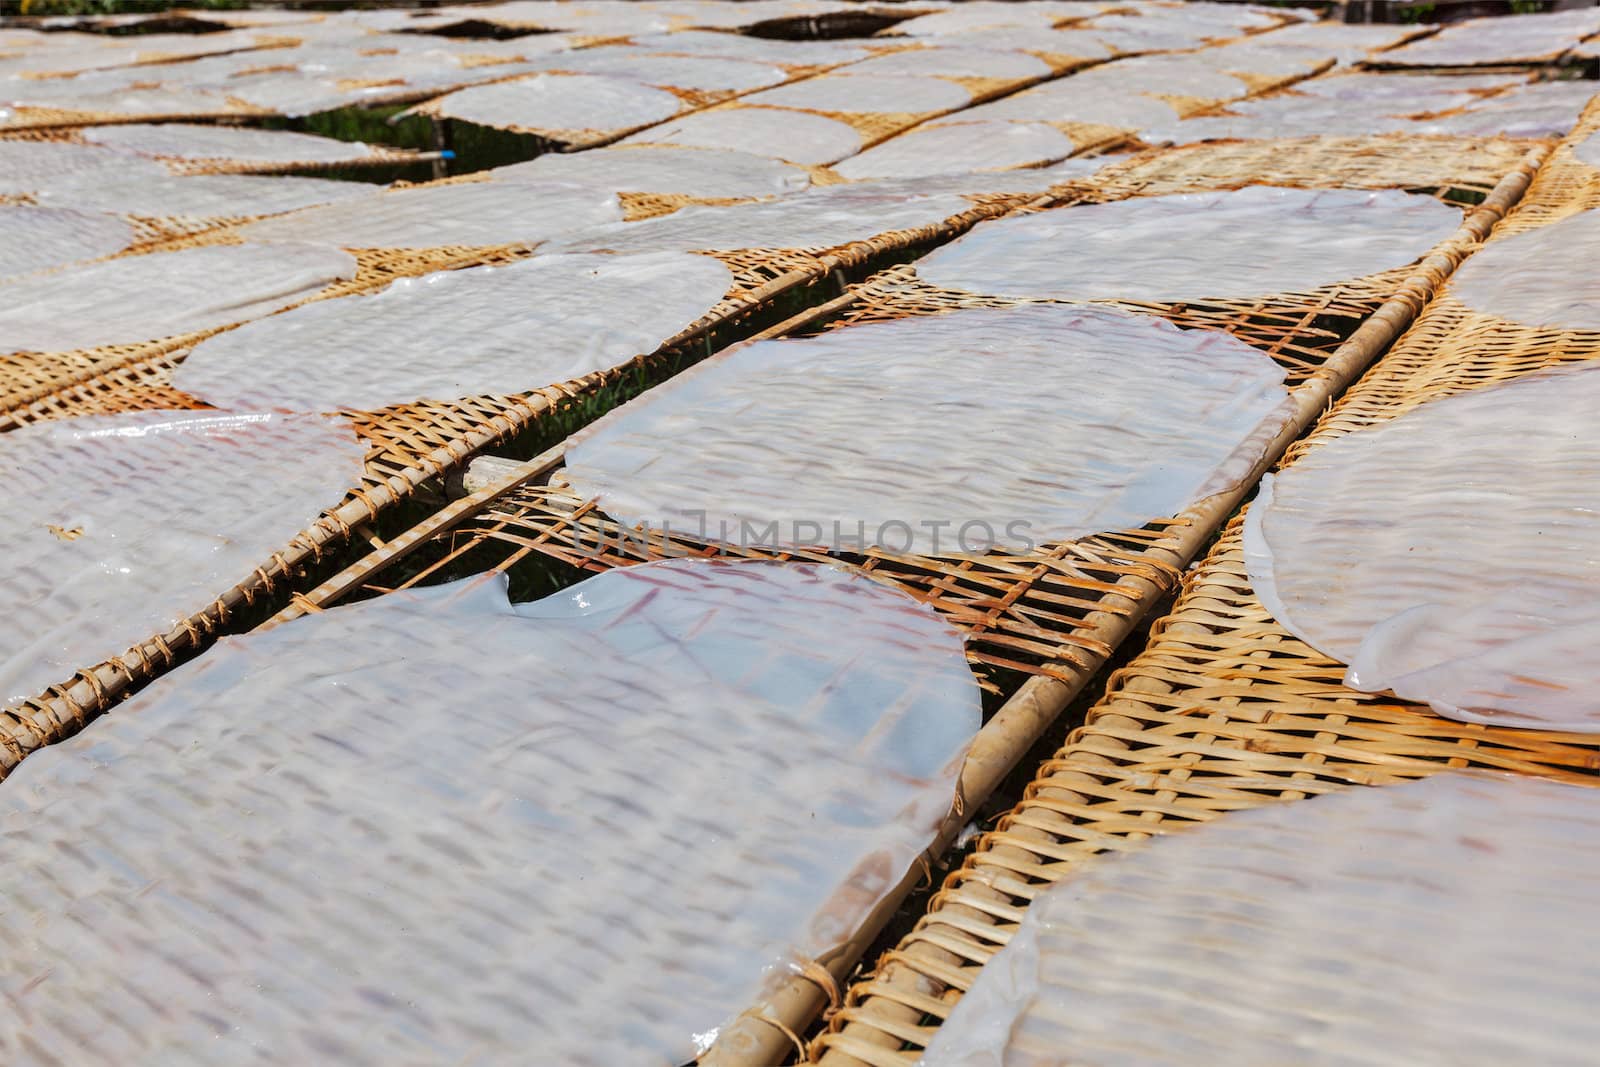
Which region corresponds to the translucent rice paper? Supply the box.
[1578,131,1600,168]
[0,243,355,354]
[434,72,684,134]
[1295,71,1524,100]
[918,187,1462,302]
[0,205,133,279]
[620,106,861,164]
[35,172,369,222]
[0,139,170,196]
[1450,209,1600,331]
[0,411,366,705]
[1414,81,1598,139]
[1243,20,1433,64]
[925,26,1112,61]
[922,771,1600,1067]
[833,120,1075,180]
[176,252,733,412]
[488,144,811,198]
[1144,96,1417,143]
[0,558,980,1067]
[1246,363,1600,731]
[844,46,1052,80]
[891,2,1080,36]
[543,185,973,254]
[564,305,1292,555]
[236,181,622,250]
[843,158,1106,199]
[740,74,971,114]
[81,122,376,163]
[1378,7,1600,66]
[534,50,788,91]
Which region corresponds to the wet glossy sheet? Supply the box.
[923,772,1600,1066]
[0,205,133,280]
[489,144,810,198]
[175,252,733,412]
[564,305,1292,554]
[1450,208,1600,331]
[434,73,685,134]
[236,180,622,249]
[0,411,366,705]
[544,184,973,254]
[81,122,380,163]
[0,243,356,354]
[1245,362,1600,731]
[917,187,1462,302]
[0,558,980,1067]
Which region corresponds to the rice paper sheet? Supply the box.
[1377,8,1600,66]
[1244,362,1600,731]
[433,73,685,134]
[1449,208,1600,331]
[35,172,369,222]
[0,140,169,196]
[543,184,973,254]
[0,411,366,705]
[917,187,1461,302]
[531,50,788,91]
[922,772,1600,1066]
[0,243,356,354]
[739,74,972,114]
[0,205,133,280]
[845,46,1052,80]
[175,252,734,412]
[833,120,1076,180]
[235,180,622,249]
[564,305,1292,555]
[81,122,378,164]
[1413,81,1598,139]
[0,558,980,1067]
[1577,131,1600,168]
[621,105,862,164]
[489,144,810,198]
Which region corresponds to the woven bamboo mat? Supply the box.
[0,193,1029,783]
[254,139,1545,1067]
[807,110,1598,1067]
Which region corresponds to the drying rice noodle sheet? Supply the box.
[621,107,862,165]
[629,30,875,66]
[175,252,734,413]
[833,120,1077,181]
[927,26,1114,62]
[531,50,788,92]
[1446,207,1600,332]
[433,73,685,136]
[80,123,379,164]
[488,144,811,198]
[235,181,622,250]
[842,157,1108,198]
[543,184,974,255]
[0,557,980,1067]
[1415,81,1599,139]
[0,243,355,355]
[1082,54,1257,99]
[1245,362,1600,731]
[945,83,1183,133]
[0,410,367,705]
[842,46,1053,80]
[1577,130,1600,168]
[922,771,1600,1066]
[1191,41,1333,77]
[34,172,370,223]
[1378,8,1600,66]
[917,187,1462,303]
[563,305,1293,555]
[1245,20,1434,64]
[0,206,134,280]
[739,74,972,115]
[1142,95,1421,144]
[1295,71,1525,101]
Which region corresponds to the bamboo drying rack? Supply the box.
[0,189,1046,778]
[809,101,1600,1067]
[251,138,1546,1067]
